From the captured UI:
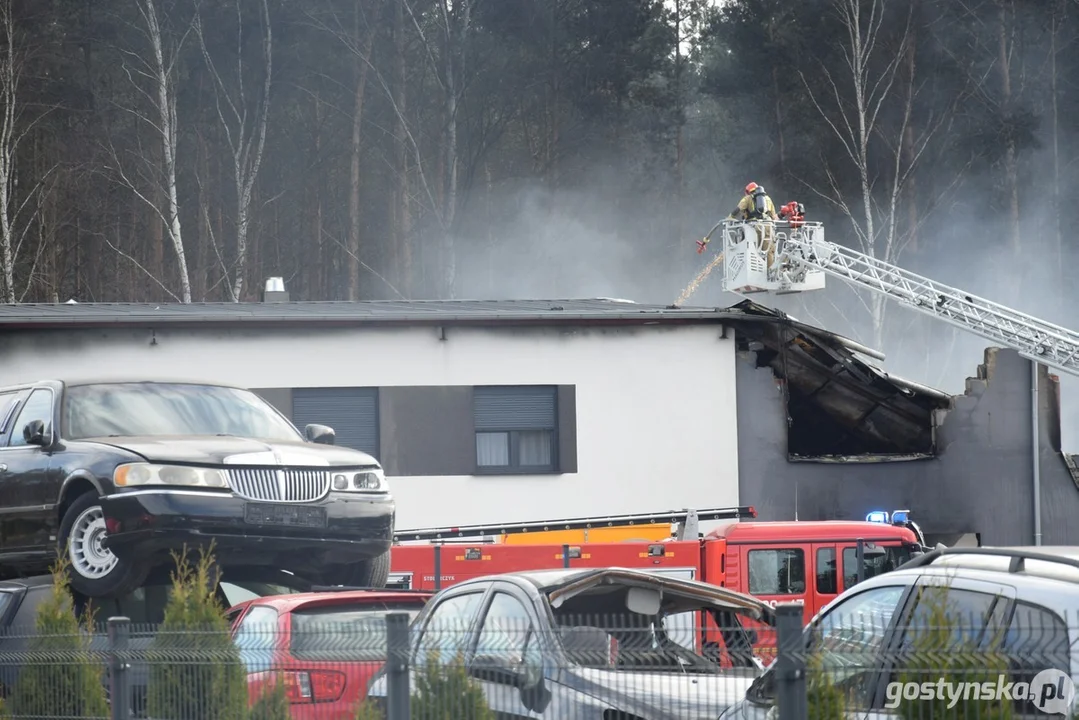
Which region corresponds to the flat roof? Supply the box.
[0,298,733,329]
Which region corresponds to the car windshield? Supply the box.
[290,604,426,662]
[62,383,302,441]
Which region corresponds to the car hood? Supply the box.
[83,436,380,468]
[564,666,759,719]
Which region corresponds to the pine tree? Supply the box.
[6,556,110,718]
[145,545,248,720]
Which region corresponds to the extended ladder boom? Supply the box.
[781,234,1079,377]
[718,219,1079,379]
[393,505,757,543]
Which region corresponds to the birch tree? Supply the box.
[799,0,942,351]
[107,0,193,303]
[0,0,57,304]
[195,0,273,302]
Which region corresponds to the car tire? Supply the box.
[58,492,148,598]
[330,548,391,588]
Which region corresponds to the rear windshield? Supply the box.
[290,603,424,662]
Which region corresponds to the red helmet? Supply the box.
[745,182,759,195]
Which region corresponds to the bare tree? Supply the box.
[0,0,58,303]
[195,0,273,302]
[107,0,194,303]
[798,0,944,351]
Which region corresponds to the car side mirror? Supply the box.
[23,419,48,447]
[304,424,335,445]
[470,654,525,687]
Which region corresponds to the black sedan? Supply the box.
[0,379,396,597]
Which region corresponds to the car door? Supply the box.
[0,388,58,552]
[411,587,488,669]
[468,585,546,719]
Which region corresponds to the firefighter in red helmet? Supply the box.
[778,200,806,228]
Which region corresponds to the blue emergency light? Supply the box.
[865,511,890,524]
[891,509,911,524]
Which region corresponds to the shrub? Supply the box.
[145,545,248,720]
[411,652,495,720]
[5,555,109,718]
[246,674,290,720]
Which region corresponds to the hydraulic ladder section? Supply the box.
[393,505,757,543]
[719,219,1079,379]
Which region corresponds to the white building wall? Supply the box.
[0,323,740,528]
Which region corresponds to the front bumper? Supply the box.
[99,488,394,569]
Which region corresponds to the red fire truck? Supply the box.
[387,506,925,629]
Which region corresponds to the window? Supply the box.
[7,389,53,448]
[475,593,533,661]
[233,606,280,673]
[747,549,806,595]
[290,603,425,662]
[0,590,12,622]
[414,592,484,664]
[816,547,838,595]
[897,586,1004,652]
[808,585,907,708]
[474,386,557,472]
[1003,602,1070,714]
[63,383,300,442]
[292,387,379,457]
[842,545,914,589]
[0,393,20,437]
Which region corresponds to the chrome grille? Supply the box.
[227,468,331,503]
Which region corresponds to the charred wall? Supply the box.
[736,345,1079,546]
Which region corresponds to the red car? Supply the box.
[227,588,433,719]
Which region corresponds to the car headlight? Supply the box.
[114,463,229,489]
[331,468,387,492]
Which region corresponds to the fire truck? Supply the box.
[386,505,925,635]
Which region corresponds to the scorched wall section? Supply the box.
[0,323,740,528]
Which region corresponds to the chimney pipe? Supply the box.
[263,276,289,303]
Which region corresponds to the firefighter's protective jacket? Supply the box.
[730,192,777,221]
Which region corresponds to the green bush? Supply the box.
[146,545,248,720]
[246,673,290,720]
[354,697,384,720]
[5,555,110,718]
[411,652,495,720]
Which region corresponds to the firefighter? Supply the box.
[729,182,778,269]
[729,182,778,222]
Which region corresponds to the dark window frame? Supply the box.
[473,386,559,475]
[4,388,54,449]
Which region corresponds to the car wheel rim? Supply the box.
[69,506,118,579]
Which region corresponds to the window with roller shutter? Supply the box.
[291,388,379,459]
[473,385,558,473]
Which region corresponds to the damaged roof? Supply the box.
[722,300,952,459]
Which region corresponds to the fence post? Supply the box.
[775,604,807,720]
[107,616,131,720]
[385,611,411,720]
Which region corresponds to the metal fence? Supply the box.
[0,604,1074,719]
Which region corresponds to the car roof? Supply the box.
[237,589,434,613]
[0,575,55,591]
[0,379,252,392]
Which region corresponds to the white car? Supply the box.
[721,546,1079,720]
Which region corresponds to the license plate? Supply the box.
[244,503,328,528]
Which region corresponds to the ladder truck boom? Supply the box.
[719,220,1079,378]
[393,505,757,543]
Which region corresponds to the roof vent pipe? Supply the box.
[263,276,289,302]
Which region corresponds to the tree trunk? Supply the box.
[997,0,1020,258]
[1050,4,1063,316]
[348,9,374,301]
[393,0,411,297]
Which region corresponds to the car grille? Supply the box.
[227,468,331,503]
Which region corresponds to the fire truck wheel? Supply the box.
[329,549,390,588]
